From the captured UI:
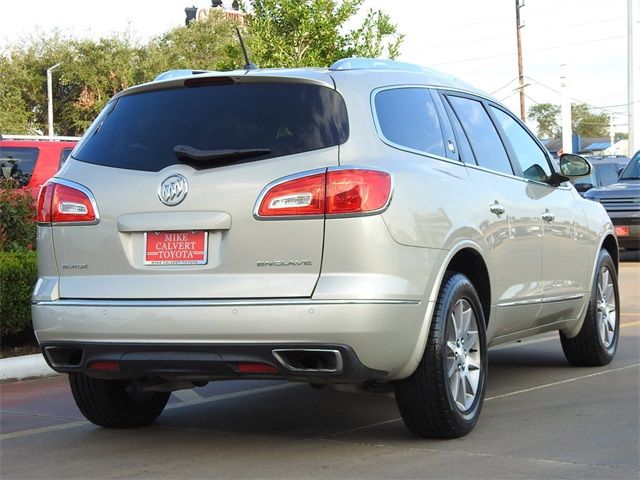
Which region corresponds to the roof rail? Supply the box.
[154,70,210,81]
[329,58,427,73]
[1,134,81,141]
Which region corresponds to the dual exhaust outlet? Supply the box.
[271,349,343,373]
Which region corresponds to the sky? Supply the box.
[0,0,631,134]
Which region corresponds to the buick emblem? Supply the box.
[158,174,188,206]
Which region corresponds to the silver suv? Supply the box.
[33,58,619,438]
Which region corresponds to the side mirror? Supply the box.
[574,182,595,193]
[559,153,592,177]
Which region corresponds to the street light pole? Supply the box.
[47,63,61,138]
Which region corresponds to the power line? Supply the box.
[489,77,519,95]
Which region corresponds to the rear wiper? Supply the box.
[173,145,271,163]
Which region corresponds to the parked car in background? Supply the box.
[33,58,619,439]
[572,157,629,195]
[0,135,79,198]
[584,150,640,251]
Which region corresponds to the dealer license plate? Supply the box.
[144,231,208,265]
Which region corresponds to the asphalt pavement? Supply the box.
[1,260,639,479]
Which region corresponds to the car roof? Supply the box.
[117,58,490,101]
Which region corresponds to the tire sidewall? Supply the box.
[592,251,620,357]
[438,275,488,425]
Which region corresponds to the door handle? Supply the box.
[541,210,555,222]
[490,203,505,215]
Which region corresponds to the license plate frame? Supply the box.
[144,230,208,265]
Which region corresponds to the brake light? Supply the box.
[257,169,391,218]
[36,181,97,224]
[326,169,391,214]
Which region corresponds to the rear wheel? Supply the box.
[394,272,487,438]
[560,249,620,366]
[69,374,170,428]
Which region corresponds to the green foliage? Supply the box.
[571,103,609,138]
[0,250,37,336]
[0,179,36,253]
[246,0,404,67]
[0,1,402,135]
[527,103,560,138]
[527,102,610,138]
[144,12,244,74]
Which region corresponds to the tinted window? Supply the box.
[59,148,73,168]
[443,101,475,164]
[447,96,513,175]
[597,163,621,186]
[620,155,640,180]
[375,88,446,157]
[490,107,551,182]
[73,83,349,172]
[0,147,39,186]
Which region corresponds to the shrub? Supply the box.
[0,251,37,336]
[0,178,36,252]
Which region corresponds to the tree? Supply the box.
[527,103,560,138]
[246,0,404,68]
[571,103,609,138]
[527,102,610,138]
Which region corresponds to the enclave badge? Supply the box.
[159,174,188,206]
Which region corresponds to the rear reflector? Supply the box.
[257,168,391,218]
[236,363,279,374]
[615,226,629,237]
[36,181,97,224]
[88,361,119,371]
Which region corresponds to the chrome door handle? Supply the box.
[490,203,505,215]
[542,211,555,222]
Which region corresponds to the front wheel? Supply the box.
[560,249,620,366]
[394,272,487,438]
[69,374,170,428]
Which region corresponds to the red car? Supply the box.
[0,136,79,198]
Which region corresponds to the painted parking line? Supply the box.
[320,363,640,439]
[0,383,299,441]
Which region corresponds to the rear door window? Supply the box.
[446,95,513,176]
[0,146,39,186]
[72,82,349,172]
[374,87,446,158]
[59,148,74,168]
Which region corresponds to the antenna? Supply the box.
[236,27,257,70]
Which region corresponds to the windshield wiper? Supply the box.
[173,145,271,163]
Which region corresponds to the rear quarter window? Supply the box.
[72,82,349,172]
[373,87,446,158]
[0,146,39,186]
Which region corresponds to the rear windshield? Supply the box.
[73,82,349,172]
[0,146,39,186]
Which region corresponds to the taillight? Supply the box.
[257,173,325,217]
[256,168,391,218]
[36,181,98,225]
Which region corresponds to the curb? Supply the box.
[0,353,57,382]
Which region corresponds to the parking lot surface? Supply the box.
[1,260,639,479]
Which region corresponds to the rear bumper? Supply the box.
[32,298,427,380]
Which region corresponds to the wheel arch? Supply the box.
[395,241,491,379]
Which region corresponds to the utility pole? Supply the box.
[46,63,61,139]
[515,0,526,122]
[610,114,615,151]
[560,63,572,154]
[629,0,639,155]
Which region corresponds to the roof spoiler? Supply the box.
[154,70,210,82]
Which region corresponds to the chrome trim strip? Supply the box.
[498,294,584,308]
[34,298,421,307]
[37,178,101,226]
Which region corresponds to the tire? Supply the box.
[394,272,487,438]
[69,374,170,428]
[560,249,620,367]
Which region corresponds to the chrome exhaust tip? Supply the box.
[272,349,343,373]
